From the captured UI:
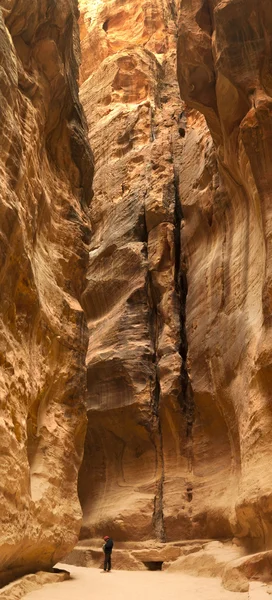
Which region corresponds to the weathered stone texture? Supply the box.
[177,0,272,550]
[77,0,231,543]
[78,0,187,542]
[78,0,178,83]
[0,0,93,584]
[79,0,272,553]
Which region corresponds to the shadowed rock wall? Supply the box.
[0,0,93,584]
[177,0,272,550]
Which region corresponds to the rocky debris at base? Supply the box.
[64,538,208,570]
[222,551,272,593]
[64,538,242,573]
[0,570,69,600]
[64,539,272,593]
[166,541,244,576]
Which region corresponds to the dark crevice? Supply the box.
[195,0,213,36]
[147,269,161,417]
[147,246,165,541]
[169,0,177,22]
[143,198,165,543]
[136,196,149,244]
[148,280,165,541]
[150,106,156,142]
[156,418,166,542]
[151,424,166,543]
[187,485,193,502]
[173,171,187,363]
[151,370,160,418]
[178,111,187,138]
[173,172,183,297]
[143,561,163,571]
[173,171,194,437]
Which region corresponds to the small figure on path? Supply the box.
[102,535,114,572]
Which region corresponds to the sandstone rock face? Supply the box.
[166,540,243,577]
[78,0,189,542]
[78,0,178,84]
[78,0,233,543]
[0,0,93,584]
[222,550,272,593]
[78,0,272,553]
[177,0,272,550]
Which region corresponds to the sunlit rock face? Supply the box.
[78,0,185,542]
[0,0,93,584]
[79,0,272,551]
[177,0,272,550]
[79,0,177,83]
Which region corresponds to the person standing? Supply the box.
[102,535,114,572]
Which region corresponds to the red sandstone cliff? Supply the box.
[0,0,93,584]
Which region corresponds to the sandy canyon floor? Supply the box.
[22,564,271,600]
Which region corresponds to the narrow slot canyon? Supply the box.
[1,0,272,597]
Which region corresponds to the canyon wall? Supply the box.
[177,0,272,551]
[78,0,185,542]
[0,0,93,584]
[78,0,235,543]
[2,0,270,577]
[79,0,272,552]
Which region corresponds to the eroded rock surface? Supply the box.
[78,0,272,554]
[78,0,189,542]
[0,0,93,584]
[177,0,272,550]
[77,0,233,543]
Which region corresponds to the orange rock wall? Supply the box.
[0,0,93,583]
[79,0,272,551]
[78,0,236,543]
[78,0,186,542]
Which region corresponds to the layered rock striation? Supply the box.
[177,0,272,550]
[0,0,93,584]
[79,0,272,552]
[78,0,233,543]
[78,0,188,541]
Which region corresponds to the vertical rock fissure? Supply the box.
[144,200,166,542]
[173,170,194,442]
[156,416,166,542]
[169,0,178,23]
[147,266,166,542]
[151,372,166,542]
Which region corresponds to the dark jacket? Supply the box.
[104,538,114,553]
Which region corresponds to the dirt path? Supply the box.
[21,564,271,600]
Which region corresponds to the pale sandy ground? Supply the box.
[21,564,272,600]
